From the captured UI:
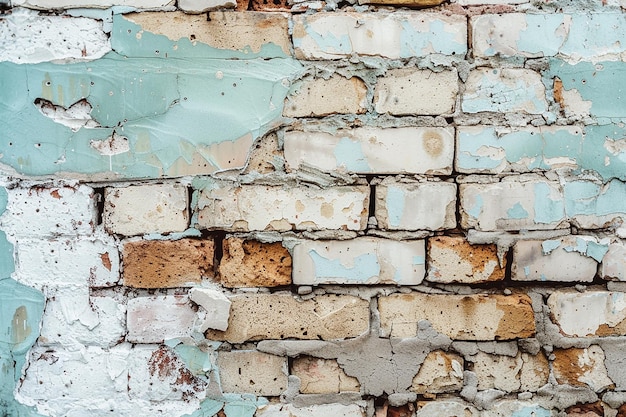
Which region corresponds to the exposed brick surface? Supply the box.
[283,75,368,117]
[292,356,360,394]
[217,351,288,395]
[553,346,614,392]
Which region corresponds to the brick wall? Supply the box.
[1,0,626,416]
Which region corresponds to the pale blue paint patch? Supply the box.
[580,124,626,181]
[457,128,504,171]
[334,137,371,172]
[223,394,268,417]
[564,237,589,254]
[565,180,626,217]
[587,240,609,262]
[183,398,224,417]
[561,14,626,59]
[533,182,565,224]
[413,255,425,265]
[309,250,381,282]
[297,25,352,56]
[467,194,483,219]
[511,405,551,417]
[507,202,529,219]
[385,186,405,228]
[540,274,547,281]
[542,239,561,255]
[400,19,466,58]
[0,188,12,279]
[516,14,566,57]
[524,266,531,276]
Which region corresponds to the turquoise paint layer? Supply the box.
[0,188,12,279]
[296,25,352,56]
[586,240,609,262]
[412,255,425,265]
[516,15,566,57]
[541,239,561,255]
[533,182,565,224]
[511,405,551,417]
[399,19,466,58]
[385,186,405,228]
[507,202,529,219]
[560,14,626,58]
[564,179,626,217]
[467,194,483,219]
[334,137,371,172]
[309,250,381,282]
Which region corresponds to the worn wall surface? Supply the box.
[2,0,626,415]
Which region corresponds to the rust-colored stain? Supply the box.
[100,253,111,271]
[552,348,590,386]
[423,130,444,158]
[148,347,205,401]
[219,238,291,288]
[566,402,604,417]
[553,77,565,110]
[494,294,536,340]
[50,189,61,199]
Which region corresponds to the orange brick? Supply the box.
[123,239,214,288]
[219,238,291,288]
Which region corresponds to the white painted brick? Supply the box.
[39,286,126,349]
[292,357,360,394]
[0,8,110,64]
[462,68,548,114]
[411,350,464,394]
[512,236,606,282]
[13,0,174,8]
[375,179,457,231]
[283,75,367,117]
[189,287,231,332]
[285,127,454,175]
[195,182,369,232]
[293,12,466,60]
[178,0,236,12]
[601,241,626,281]
[15,235,119,289]
[374,69,458,116]
[292,237,425,286]
[460,177,567,231]
[547,290,626,337]
[415,400,479,417]
[104,184,189,236]
[218,351,287,396]
[257,402,366,417]
[1,185,96,237]
[127,295,196,343]
[484,401,553,417]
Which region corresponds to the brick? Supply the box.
[195,182,369,232]
[472,351,549,392]
[427,236,505,284]
[292,12,466,60]
[104,184,189,236]
[472,13,626,60]
[460,178,567,231]
[458,0,526,4]
[113,11,290,58]
[378,293,535,340]
[122,238,214,288]
[566,403,604,417]
[13,0,173,8]
[600,241,626,281]
[293,237,424,286]
[411,350,464,394]
[374,69,458,116]
[553,346,614,392]
[205,294,369,343]
[462,68,547,114]
[243,132,281,175]
[360,0,444,5]
[484,401,552,417]
[547,290,626,337]
[178,0,236,12]
[127,295,196,343]
[189,287,231,331]
[284,127,454,175]
[375,179,457,231]
[283,75,367,117]
[217,351,287,396]
[564,179,626,229]
[511,237,606,282]
[2,185,96,238]
[415,400,479,417]
[251,0,290,11]
[292,356,360,394]
[15,236,119,289]
[219,238,291,288]
[257,403,366,417]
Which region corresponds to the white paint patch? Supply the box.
[35,99,100,132]
[90,132,130,156]
[189,286,231,331]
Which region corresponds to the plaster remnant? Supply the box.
[218,351,288,396]
[178,0,236,12]
[90,132,130,156]
[411,350,464,394]
[189,287,231,332]
[35,98,100,132]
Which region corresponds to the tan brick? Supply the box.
[472,351,549,392]
[219,238,291,288]
[217,351,288,396]
[205,294,369,343]
[123,239,214,288]
[553,346,614,392]
[283,75,367,117]
[292,357,360,394]
[427,236,505,284]
[378,293,535,341]
[104,184,189,236]
[411,350,464,394]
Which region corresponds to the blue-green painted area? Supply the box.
[563,237,609,262]
[564,179,626,218]
[399,19,466,58]
[541,239,561,255]
[413,255,425,265]
[292,26,352,56]
[0,54,302,179]
[467,194,484,219]
[533,182,566,224]
[334,137,371,172]
[515,15,566,57]
[544,59,626,122]
[112,14,288,60]
[222,394,268,417]
[560,14,626,59]
[310,250,381,283]
[0,188,12,279]
[579,124,626,181]
[184,398,224,417]
[507,203,529,219]
[385,186,405,228]
[511,405,551,417]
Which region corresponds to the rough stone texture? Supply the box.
[460,178,567,231]
[127,295,197,343]
[375,179,457,231]
[219,238,291,288]
[283,75,367,117]
[427,236,505,284]
[217,351,288,396]
[292,12,466,60]
[553,346,615,392]
[601,241,626,281]
[122,239,214,288]
[104,184,189,237]
[415,400,479,417]
[411,350,464,394]
[359,0,444,5]
[547,290,626,337]
[292,356,360,394]
[243,132,281,175]
[205,294,369,343]
[378,293,536,340]
[374,69,458,116]
[292,237,425,286]
[195,183,369,232]
[511,237,602,282]
[284,127,454,175]
[472,351,549,392]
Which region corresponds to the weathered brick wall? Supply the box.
[2,0,626,415]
